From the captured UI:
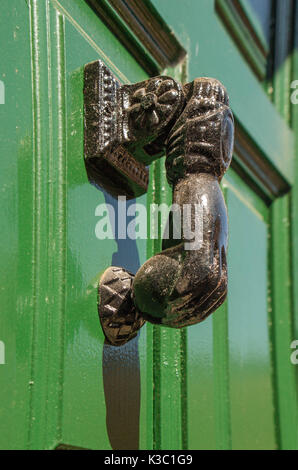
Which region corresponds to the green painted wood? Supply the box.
[269,1,298,449]
[37,0,186,451]
[157,64,188,451]
[187,169,276,450]
[56,2,150,449]
[187,317,216,450]
[1,0,298,452]
[226,184,276,450]
[0,0,34,450]
[85,0,160,76]
[150,0,295,187]
[270,195,297,449]
[27,0,67,449]
[0,0,158,450]
[212,301,231,450]
[216,0,267,80]
[273,0,295,123]
[291,5,298,450]
[0,0,188,450]
[146,154,186,450]
[147,3,298,448]
[238,0,271,51]
[156,158,184,450]
[292,0,298,376]
[212,190,231,450]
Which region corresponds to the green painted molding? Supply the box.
[80,0,295,190]
[238,0,270,52]
[270,0,298,450]
[216,0,267,80]
[84,0,186,76]
[150,0,295,187]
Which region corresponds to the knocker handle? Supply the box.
[84,60,234,346]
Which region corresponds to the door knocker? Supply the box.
[84,60,234,346]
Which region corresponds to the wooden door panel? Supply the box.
[149,0,297,451]
[187,318,216,450]
[226,185,276,450]
[1,0,297,451]
[187,170,276,450]
[0,0,34,450]
[51,1,150,450]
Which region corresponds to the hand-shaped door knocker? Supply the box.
[84,60,234,346]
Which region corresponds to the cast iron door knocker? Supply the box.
[84,60,234,346]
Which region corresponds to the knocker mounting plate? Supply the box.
[84,60,184,199]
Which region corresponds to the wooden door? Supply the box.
[0,0,297,450]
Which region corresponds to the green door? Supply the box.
[0,0,297,450]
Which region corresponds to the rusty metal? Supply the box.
[84,60,234,346]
